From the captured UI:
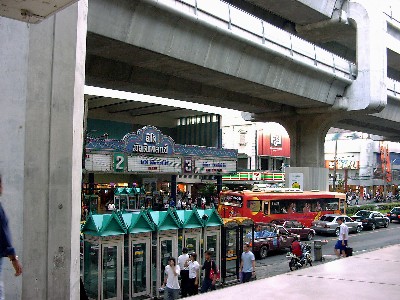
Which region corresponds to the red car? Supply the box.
[252,223,298,259]
[271,219,316,241]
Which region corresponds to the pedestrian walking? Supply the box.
[200,250,217,293]
[178,248,189,298]
[161,257,180,300]
[186,252,200,296]
[0,175,23,300]
[334,217,349,258]
[239,243,255,283]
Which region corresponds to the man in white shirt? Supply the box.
[177,248,189,297]
[162,257,180,300]
[334,217,349,258]
[187,253,200,296]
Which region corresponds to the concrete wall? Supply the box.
[0,16,29,300]
[0,1,87,299]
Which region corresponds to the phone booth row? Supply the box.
[221,217,254,285]
[114,187,146,211]
[81,207,224,300]
[83,194,101,213]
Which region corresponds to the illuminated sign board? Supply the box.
[85,154,112,172]
[128,156,182,173]
[194,159,236,174]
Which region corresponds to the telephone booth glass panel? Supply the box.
[102,245,120,300]
[160,239,173,284]
[84,241,99,299]
[129,196,136,210]
[225,229,238,278]
[205,232,219,262]
[185,236,197,255]
[132,242,148,295]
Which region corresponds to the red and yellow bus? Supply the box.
[218,189,346,227]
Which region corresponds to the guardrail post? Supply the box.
[228,5,232,30]
[261,20,265,44]
[194,0,198,15]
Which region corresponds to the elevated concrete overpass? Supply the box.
[86,0,400,141]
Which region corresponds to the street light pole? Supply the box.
[333,139,338,191]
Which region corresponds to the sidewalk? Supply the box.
[191,244,400,300]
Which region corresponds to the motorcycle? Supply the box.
[286,243,313,271]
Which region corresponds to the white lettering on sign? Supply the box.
[194,159,236,174]
[115,155,125,170]
[145,133,157,143]
[128,156,182,173]
[133,144,169,154]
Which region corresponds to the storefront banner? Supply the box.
[325,160,360,170]
[194,159,236,174]
[128,155,182,173]
[85,153,113,172]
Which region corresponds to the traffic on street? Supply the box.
[253,221,400,280]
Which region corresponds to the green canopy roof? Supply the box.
[114,187,128,195]
[122,211,155,234]
[82,211,127,237]
[148,209,181,231]
[197,208,223,227]
[175,208,204,229]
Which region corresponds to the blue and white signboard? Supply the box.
[124,126,175,155]
[128,155,182,174]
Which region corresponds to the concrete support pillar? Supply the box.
[281,115,332,168]
[171,175,177,201]
[345,0,387,111]
[216,176,223,195]
[1,1,87,299]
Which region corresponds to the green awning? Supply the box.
[175,208,204,229]
[122,211,155,234]
[197,208,223,227]
[114,187,128,195]
[148,209,181,231]
[82,211,127,237]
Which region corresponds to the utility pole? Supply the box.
[333,139,338,191]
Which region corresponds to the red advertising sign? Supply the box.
[258,132,290,157]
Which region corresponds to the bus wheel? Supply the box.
[260,246,269,259]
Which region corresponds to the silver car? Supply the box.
[311,214,363,236]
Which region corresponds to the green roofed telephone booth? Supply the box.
[197,208,223,280]
[114,188,128,210]
[221,218,240,284]
[82,212,127,300]
[147,208,181,298]
[121,211,155,299]
[175,208,204,264]
[84,194,100,213]
[125,187,146,210]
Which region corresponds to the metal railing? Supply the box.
[156,0,357,81]
[383,2,400,27]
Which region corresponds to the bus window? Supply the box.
[263,201,270,215]
[247,200,261,213]
[270,200,293,214]
[220,195,243,207]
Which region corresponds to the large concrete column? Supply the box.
[0,16,29,300]
[280,114,335,191]
[345,0,387,111]
[23,2,87,299]
[0,1,87,299]
[281,115,332,168]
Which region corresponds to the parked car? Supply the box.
[386,207,400,223]
[311,214,362,236]
[351,210,389,230]
[271,219,316,241]
[252,223,298,259]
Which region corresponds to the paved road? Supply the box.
[254,221,400,280]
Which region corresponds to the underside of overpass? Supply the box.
[87,0,400,142]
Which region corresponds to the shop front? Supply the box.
[83,126,237,212]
